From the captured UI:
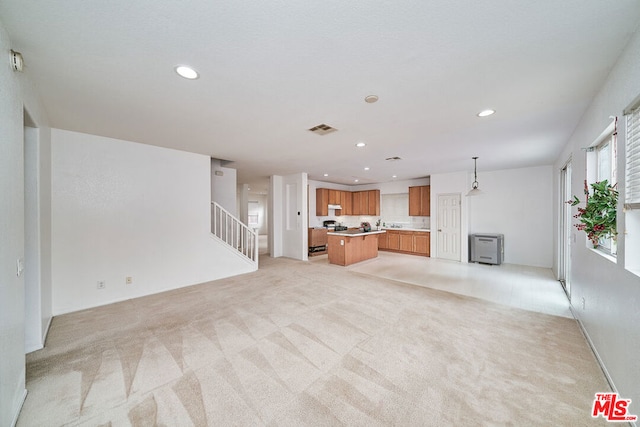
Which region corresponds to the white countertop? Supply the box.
[382,227,431,232]
[327,230,387,237]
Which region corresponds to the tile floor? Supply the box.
[261,235,571,318]
[311,251,572,318]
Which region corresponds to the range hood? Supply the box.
[328,204,343,210]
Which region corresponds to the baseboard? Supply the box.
[570,306,637,427]
[42,315,52,346]
[11,389,27,427]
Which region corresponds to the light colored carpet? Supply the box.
[19,255,609,426]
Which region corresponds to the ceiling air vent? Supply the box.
[385,156,402,161]
[308,123,337,135]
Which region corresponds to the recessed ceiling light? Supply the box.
[354,179,359,183]
[392,175,397,178]
[477,109,495,117]
[364,95,379,103]
[356,142,366,148]
[364,167,370,171]
[323,173,329,177]
[175,65,199,80]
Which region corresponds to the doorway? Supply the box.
[437,193,462,261]
[559,161,572,297]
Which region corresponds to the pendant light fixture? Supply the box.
[466,156,482,196]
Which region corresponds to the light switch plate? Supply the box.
[16,258,24,277]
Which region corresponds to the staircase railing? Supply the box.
[211,202,258,265]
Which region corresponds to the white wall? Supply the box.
[51,129,255,315]
[469,166,553,267]
[210,158,237,216]
[553,28,640,414]
[0,24,27,427]
[430,167,553,267]
[237,183,249,225]
[0,21,54,425]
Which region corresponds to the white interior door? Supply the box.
[437,194,461,261]
[282,173,308,261]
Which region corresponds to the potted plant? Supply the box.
[569,180,618,248]
[375,219,381,230]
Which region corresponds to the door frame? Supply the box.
[558,159,572,298]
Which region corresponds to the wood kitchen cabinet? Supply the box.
[339,191,352,215]
[368,190,380,215]
[351,191,361,215]
[413,233,430,256]
[386,230,400,250]
[316,188,329,216]
[328,233,382,266]
[328,189,340,205]
[378,231,388,249]
[399,231,414,252]
[352,190,380,216]
[380,229,430,257]
[409,185,430,216]
[316,188,379,216]
[359,191,369,215]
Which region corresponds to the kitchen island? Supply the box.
[327,230,386,266]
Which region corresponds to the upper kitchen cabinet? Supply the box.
[353,190,379,215]
[359,191,369,215]
[409,185,430,216]
[316,188,379,216]
[351,191,361,215]
[316,188,329,216]
[328,189,340,205]
[368,190,380,216]
[338,191,352,216]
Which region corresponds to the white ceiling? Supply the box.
[2,1,640,194]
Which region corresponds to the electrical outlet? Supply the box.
[126,276,133,284]
[581,297,586,310]
[97,280,106,290]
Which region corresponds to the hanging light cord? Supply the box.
[471,156,479,189]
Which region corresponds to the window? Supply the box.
[624,98,640,276]
[625,103,640,209]
[584,120,617,256]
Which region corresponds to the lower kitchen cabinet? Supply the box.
[413,233,430,256]
[399,231,414,252]
[380,230,430,257]
[378,232,388,249]
[387,231,400,250]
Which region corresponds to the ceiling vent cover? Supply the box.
[385,156,402,161]
[308,123,337,135]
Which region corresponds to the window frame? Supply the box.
[623,95,640,277]
[584,119,618,257]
